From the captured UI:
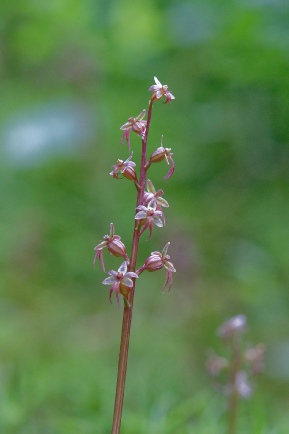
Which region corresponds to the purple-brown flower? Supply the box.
[140,242,176,291]
[102,261,138,306]
[93,223,129,272]
[143,179,169,224]
[120,109,147,150]
[135,200,164,240]
[148,76,175,104]
[143,179,169,208]
[110,153,137,182]
[147,142,175,179]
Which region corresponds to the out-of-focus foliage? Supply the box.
[0,0,288,432]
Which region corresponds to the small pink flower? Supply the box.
[147,138,175,179]
[148,76,175,104]
[93,223,129,272]
[217,315,247,340]
[135,200,164,240]
[206,350,229,377]
[142,242,176,291]
[143,179,169,224]
[120,109,147,150]
[143,179,169,208]
[244,344,265,375]
[102,261,138,306]
[110,153,137,182]
[234,371,252,399]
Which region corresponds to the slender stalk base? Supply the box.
[111,305,132,434]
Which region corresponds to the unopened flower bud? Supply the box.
[107,238,128,258]
[149,147,171,164]
[144,254,164,272]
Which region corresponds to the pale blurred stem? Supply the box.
[227,337,242,434]
[111,100,154,434]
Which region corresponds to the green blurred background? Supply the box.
[0,0,288,432]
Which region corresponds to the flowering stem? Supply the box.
[111,100,154,434]
[227,338,242,434]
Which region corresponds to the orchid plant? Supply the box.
[93,77,176,434]
[207,315,265,434]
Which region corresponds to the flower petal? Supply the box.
[118,261,128,274]
[125,272,138,279]
[121,277,134,287]
[157,197,169,208]
[102,276,116,285]
[93,249,105,272]
[94,240,108,250]
[163,157,175,179]
[161,242,170,257]
[135,109,146,121]
[135,211,147,220]
[154,216,164,227]
[164,260,176,272]
[146,179,156,194]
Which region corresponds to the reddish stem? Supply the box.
[111,100,154,434]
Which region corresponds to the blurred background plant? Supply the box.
[0,0,288,433]
[207,315,265,434]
